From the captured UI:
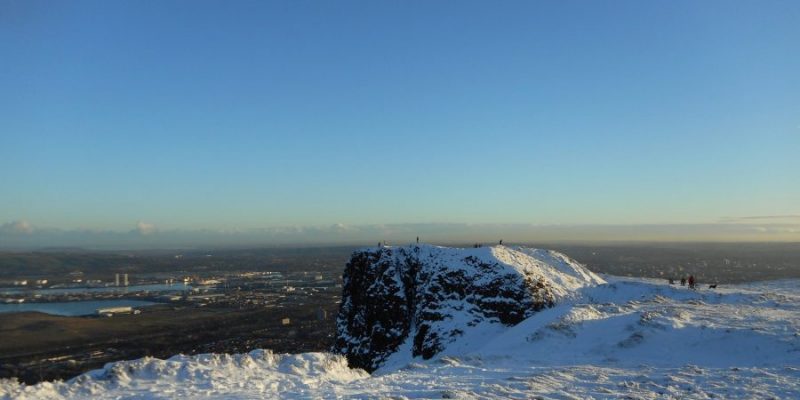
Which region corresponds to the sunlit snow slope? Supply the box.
[334,245,605,371]
[2,251,799,399]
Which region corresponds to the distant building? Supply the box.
[186,293,225,302]
[115,273,120,287]
[123,274,129,286]
[96,306,133,316]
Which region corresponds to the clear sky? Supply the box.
[1,0,799,245]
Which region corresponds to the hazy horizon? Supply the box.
[2,219,799,250]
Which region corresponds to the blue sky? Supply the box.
[1,1,799,243]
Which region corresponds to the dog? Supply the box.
[708,284,717,289]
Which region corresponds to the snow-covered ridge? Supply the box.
[1,351,367,400]
[494,246,606,297]
[333,244,605,371]
[4,277,800,399]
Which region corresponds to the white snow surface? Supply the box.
[393,244,607,300]
[3,275,800,399]
[497,246,606,298]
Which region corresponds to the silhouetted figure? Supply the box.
[680,277,686,286]
[416,236,419,244]
[499,239,503,245]
[688,275,696,289]
[669,278,675,285]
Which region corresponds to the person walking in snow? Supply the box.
[680,277,686,286]
[688,275,696,289]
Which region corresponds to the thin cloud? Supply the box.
[0,220,34,234]
[135,221,158,235]
[719,215,800,222]
[752,226,799,234]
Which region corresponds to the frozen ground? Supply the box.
[2,276,799,399]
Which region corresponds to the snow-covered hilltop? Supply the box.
[333,244,604,371]
[3,247,800,399]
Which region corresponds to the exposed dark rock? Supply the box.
[333,245,598,372]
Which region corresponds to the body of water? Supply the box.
[0,283,195,296]
[0,299,159,316]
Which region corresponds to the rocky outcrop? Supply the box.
[333,244,603,372]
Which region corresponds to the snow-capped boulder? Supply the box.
[333,244,604,371]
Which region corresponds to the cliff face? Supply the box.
[333,245,604,371]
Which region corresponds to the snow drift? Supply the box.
[332,244,604,371]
